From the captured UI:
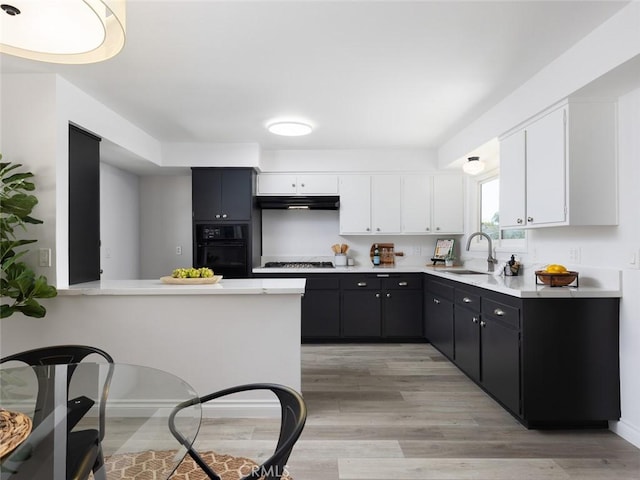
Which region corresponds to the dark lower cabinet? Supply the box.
[342,287,382,337]
[341,274,423,340]
[439,278,620,428]
[453,305,481,383]
[424,279,455,359]
[383,286,423,337]
[301,277,341,339]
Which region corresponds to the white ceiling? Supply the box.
[0,0,630,158]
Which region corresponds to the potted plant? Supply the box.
[1,155,57,318]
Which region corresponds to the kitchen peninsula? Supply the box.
[0,278,305,416]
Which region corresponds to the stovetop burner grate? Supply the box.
[263,261,335,268]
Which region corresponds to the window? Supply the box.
[477,174,526,249]
[480,177,500,240]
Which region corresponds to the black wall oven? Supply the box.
[195,224,250,278]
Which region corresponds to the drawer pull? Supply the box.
[357,282,367,287]
[472,317,479,324]
[433,298,440,304]
[375,293,380,298]
[494,308,505,316]
[462,297,472,303]
[376,274,390,278]
[398,281,408,287]
[386,293,391,298]
[480,321,487,327]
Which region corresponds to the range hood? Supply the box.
[256,195,340,210]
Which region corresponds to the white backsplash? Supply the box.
[260,209,461,267]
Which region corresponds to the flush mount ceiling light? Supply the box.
[267,121,313,137]
[0,0,126,64]
[462,156,485,175]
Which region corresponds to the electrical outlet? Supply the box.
[631,249,640,270]
[38,248,51,267]
[176,246,182,255]
[412,245,421,256]
[568,247,581,263]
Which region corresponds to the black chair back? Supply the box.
[169,383,307,480]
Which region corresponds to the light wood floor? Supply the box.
[193,343,640,480]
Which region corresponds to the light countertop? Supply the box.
[253,264,622,298]
[59,278,306,296]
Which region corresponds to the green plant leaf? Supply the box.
[15,299,46,318]
[1,157,56,319]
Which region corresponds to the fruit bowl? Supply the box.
[535,270,579,287]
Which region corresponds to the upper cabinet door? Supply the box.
[297,174,338,195]
[499,129,526,228]
[525,107,567,226]
[257,173,338,195]
[371,175,401,234]
[432,175,464,234]
[192,168,253,221]
[401,175,431,233]
[339,175,371,234]
[257,174,297,195]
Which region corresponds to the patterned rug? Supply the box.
[100,449,293,480]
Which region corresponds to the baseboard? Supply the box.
[610,419,640,448]
[200,399,281,418]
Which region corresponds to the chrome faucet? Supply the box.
[466,232,498,272]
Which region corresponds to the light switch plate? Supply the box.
[38,248,51,267]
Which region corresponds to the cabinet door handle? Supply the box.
[376,227,381,232]
[366,227,370,231]
[480,321,487,327]
[494,308,505,316]
[357,282,367,287]
[472,317,479,324]
[215,214,221,219]
[300,183,305,187]
[517,218,523,224]
[398,281,408,287]
[527,216,534,223]
[375,293,381,298]
[291,183,296,187]
[436,227,441,231]
[433,298,440,304]
[386,293,391,298]
[222,214,228,219]
[426,227,430,231]
[462,297,472,303]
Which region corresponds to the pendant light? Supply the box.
[0,0,126,64]
[462,156,485,175]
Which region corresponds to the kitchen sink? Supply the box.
[445,269,491,275]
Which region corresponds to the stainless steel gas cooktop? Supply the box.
[263,261,335,268]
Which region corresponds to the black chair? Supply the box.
[1,345,114,480]
[169,383,307,480]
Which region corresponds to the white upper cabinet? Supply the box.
[257,173,338,195]
[402,175,463,234]
[371,175,401,234]
[432,175,464,234]
[401,175,432,233]
[499,130,526,228]
[499,99,617,229]
[339,175,372,234]
[339,173,464,235]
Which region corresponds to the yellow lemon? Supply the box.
[545,264,567,273]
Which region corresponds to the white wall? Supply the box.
[438,1,640,167]
[100,163,140,280]
[139,175,193,279]
[261,148,440,172]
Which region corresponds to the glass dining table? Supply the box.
[0,363,202,480]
